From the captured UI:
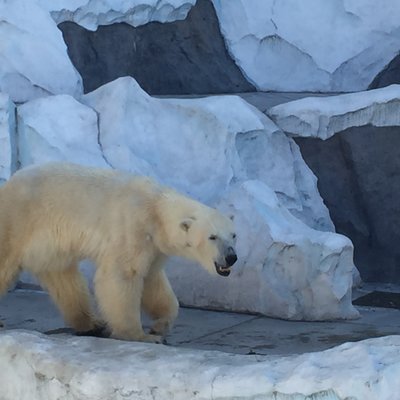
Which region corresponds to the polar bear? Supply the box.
[0,163,237,342]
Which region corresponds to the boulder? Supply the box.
[212,0,400,92]
[17,94,107,168]
[0,0,82,103]
[267,85,400,139]
[168,180,357,320]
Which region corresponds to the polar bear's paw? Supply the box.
[149,317,174,337]
[111,330,165,344]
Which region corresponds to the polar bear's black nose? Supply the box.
[225,249,238,267]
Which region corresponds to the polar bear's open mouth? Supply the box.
[215,263,231,277]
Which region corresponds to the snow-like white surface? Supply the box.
[212,0,400,92]
[0,93,16,183]
[37,0,196,30]
[17,95,107,168]
[168,180,358,320]
[0,0,83,103]
[0,331,399,400]
[268,85,400,140]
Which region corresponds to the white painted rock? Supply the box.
[82,76,333,231]
[268,85,400,140]
[0,331,399,400]
[0,0,83,103]
[0,93,16,183]
[38,0,196,30]
[17,94,107,168]
[212,0,400,92]
[168,180,358,320]
[83,77,244,203]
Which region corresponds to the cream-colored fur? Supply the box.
[0,163,237,342]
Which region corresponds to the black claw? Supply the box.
[149,329,167,345]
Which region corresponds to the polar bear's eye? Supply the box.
[232,234,236,239]
[209,235,217,241]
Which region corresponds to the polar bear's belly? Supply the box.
[21,230,83,273]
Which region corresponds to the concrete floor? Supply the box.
[1,287,399,356]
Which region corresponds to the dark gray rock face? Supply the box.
[295,126,400,283]
[369,54,400,89]
[58,0,254,95]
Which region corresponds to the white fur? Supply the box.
[0,163,236,342]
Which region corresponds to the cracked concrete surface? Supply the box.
[1,288,399,356]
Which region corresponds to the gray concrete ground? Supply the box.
[0,287,399,356]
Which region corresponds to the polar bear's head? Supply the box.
[155,192,238,276]
[177,212,237,276]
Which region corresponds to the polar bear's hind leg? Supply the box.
[36,263,98,332]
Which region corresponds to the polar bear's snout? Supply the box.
[215,246,237,277]
[225,247,237,267]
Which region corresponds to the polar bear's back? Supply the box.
[10,162,130,194]
[0,163,159,271]
[6,162,156,209]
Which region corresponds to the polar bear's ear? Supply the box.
[180,218,193,232]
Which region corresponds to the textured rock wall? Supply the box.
[35,0,400,94]
[59,0,254,95]
[370,53,400,89]
[295,126,400,283]
[267,86,400,284]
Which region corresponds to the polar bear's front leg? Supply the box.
[94,264,162,343]
[142,266,179,337]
